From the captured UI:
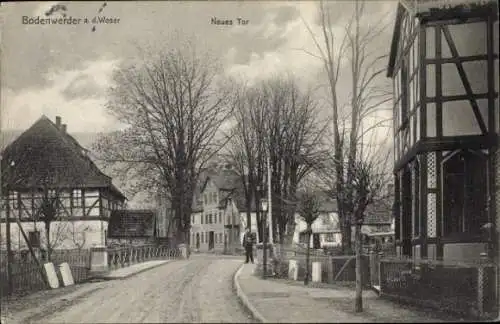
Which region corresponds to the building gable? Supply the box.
[1,116,124,199]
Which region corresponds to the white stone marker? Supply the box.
[59,262,75,286]
[288,259,298,280]
[312,261,322,283]
[44,262,60,289]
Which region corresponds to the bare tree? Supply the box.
[297,191,321,285]
[302,0,392,254]
[352,145,392,311]
[224,83,268,242]
[225,75,329,249]
[94,42,234,245]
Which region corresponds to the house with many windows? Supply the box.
[190,168,244,252]
[385,0,498,318]
[0,115,126,250]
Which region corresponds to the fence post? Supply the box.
[90,247,109,274]
[477,252,489,317]
[378,252,384,291]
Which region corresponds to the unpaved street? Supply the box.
[34,255,253,323]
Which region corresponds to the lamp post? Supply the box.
[261,198,268,279]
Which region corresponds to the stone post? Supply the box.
[178,243,188,259]
[90,246,108,273]
[289,259,298,280]
[312,261,322,282]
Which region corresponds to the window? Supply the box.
[442,150,488,236]
[209,213,212,224]
[9,191,18,209]
[201,213,204,224]
[204,194,207,205]
[201,232,204,243]
[29,231,40,248]
[219,211,222,224]
[205,213,209,224]
[72,189,82,207]
[215,233,218,243]
[213,192,217,204]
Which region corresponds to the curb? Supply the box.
[233,264,268,323]
[98,260,174,281]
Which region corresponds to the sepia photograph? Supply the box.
[0,0,499,322]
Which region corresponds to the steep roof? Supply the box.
[108,209,156,238]
[364,200,393,225]
[1,115,126,200]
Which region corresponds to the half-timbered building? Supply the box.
[389,0,498,262]
[385,0,499,318]
[0,115,126,250]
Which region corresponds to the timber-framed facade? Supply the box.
[1,115,126,250]
[388,0,499,262]
[382,1,500,318]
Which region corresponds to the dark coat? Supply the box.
[242,231,256,247]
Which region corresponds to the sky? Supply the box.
[1,0,397,134]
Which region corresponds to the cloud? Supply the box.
[61,74,105,101]
[1,59,120,132]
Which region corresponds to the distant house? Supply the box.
[293,195,341,249]
[107,209,156,247]
[355,200,395,247]
[190,167,245,252]
[0,115,126,250]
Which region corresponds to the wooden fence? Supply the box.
[264,246,371,285]
[0,249,91,297]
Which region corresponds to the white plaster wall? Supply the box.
[0,220,106,250]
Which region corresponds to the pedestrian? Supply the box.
[242,227,255,263]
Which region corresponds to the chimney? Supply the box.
[61,124,67,133]
[55,116,61,129]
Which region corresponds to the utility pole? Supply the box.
[1,154,14,294]
[267,153,273,245]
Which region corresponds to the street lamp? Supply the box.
[261,198,268,279]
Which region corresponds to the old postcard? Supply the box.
[1,1,499,323]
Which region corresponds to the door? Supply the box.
[209,231,214,250]
[196,233,200,250]
[402,167,412,257]
[313,233,321,249]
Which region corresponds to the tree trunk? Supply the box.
[45,221,51,262]
[341,215,352,254]
[304,228,311,285]
[354,222,363,312]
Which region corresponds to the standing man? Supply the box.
[242,227,255,263]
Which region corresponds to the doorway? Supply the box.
[313,233,321,249]
[196,233,200,250]
[209,231,214,250]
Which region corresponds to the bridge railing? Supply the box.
[106,245,182,271]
